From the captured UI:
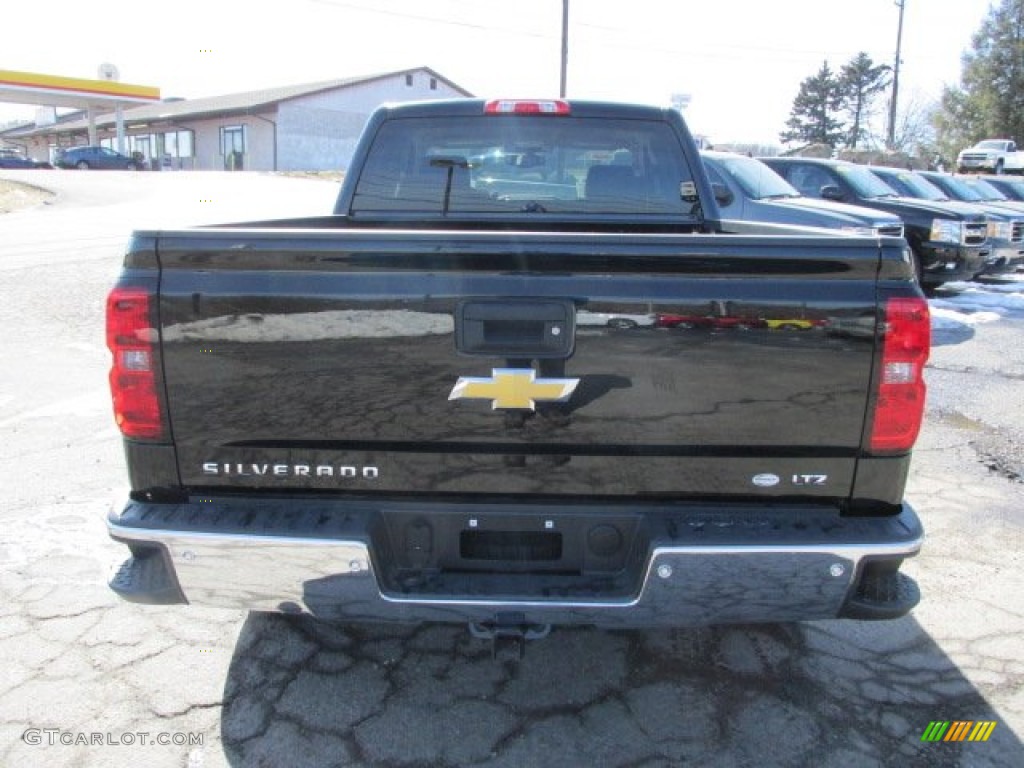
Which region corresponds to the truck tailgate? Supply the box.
[155,229,881,501]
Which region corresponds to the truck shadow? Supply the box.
[928,279,1024,347]
[220,614,1020,766]
[930,322,976,347]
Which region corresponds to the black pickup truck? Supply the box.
[762,156,989,291]
[869,167,1024,277]
[106,99,928,638]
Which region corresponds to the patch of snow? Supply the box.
[929,279,1024,331]
[929,306,1002,330]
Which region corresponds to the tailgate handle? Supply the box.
[455,299,576,358]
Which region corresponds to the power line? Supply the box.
[577,22,885,62]
[303,0,890,68]
[301,0,555,39]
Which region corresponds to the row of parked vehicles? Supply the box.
[0,148,52,169]
[704,152,1024,292]
[0,146,143,170]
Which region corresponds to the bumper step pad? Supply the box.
[109,550,187,605]
[841,564,920,620]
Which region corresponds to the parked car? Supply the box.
[0,149,52,169]
[54,146,142,170]
[656,313,757,331]
[956,139,1024,175]
[656,300,760,331]
[702,151,904,237]
[656,301,824,332]
[979,174,1024,201]
[760,156,989,291]
[920,171,1024,215]
[869,167,1023,277]
[576,310,655,329]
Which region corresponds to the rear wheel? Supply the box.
[75,160,90,170]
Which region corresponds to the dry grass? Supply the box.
[0,178,53,213]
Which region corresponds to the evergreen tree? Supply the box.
[934,85,988,164]
[935,0,1024,156]
[780,61,846,148]
[840,53,891,149]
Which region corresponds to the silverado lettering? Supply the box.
[105,98,929,641]
[201,463,379,478]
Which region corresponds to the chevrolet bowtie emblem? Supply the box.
[449,368,579,411]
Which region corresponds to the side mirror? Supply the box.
[712,182,734,206]
[821,185,844,201]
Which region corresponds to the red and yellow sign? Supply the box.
[0,69,159,106]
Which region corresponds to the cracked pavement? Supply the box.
[1,171,1022,767]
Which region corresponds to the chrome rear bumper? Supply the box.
[108,497,923,627]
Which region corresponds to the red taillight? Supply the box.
[484,99,571,115]
[869,297,930,453]
[106,286,163,440]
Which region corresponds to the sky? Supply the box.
[0,0,999,146]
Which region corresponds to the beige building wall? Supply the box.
[277,71,468,171]
[186,114,276,171]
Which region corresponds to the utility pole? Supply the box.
[560,0,569,97]
[887,0,906,149]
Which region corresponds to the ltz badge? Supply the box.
[449,368,579,411]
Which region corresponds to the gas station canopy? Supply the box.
[1,69,160,151]
[0,69,160,110]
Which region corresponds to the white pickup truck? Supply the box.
[957,139,1024,174]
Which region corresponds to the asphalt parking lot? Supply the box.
[0,170,1021,767]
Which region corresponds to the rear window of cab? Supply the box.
[351,116,696,217]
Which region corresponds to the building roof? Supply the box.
[2,67,471,138]
[0,69,160,110]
